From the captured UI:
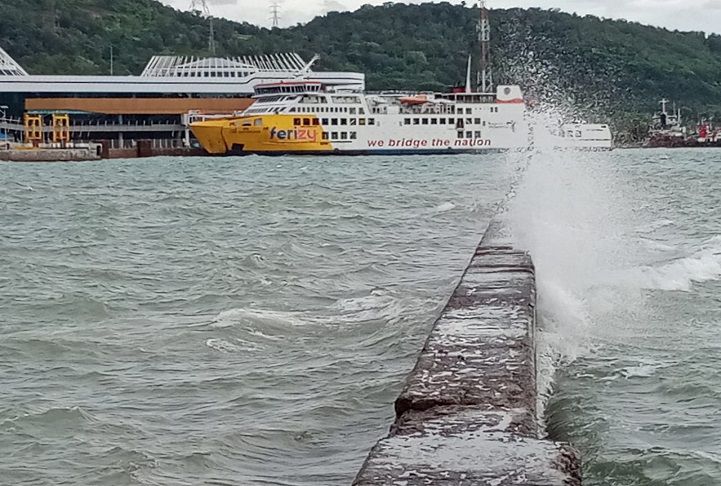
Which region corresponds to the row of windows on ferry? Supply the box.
[323,131,358,141]
[291,116,490,127]
[315,131,486,141]
[293,117,376,126]
[287,106,501,114]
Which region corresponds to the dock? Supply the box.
[353,221,581,485]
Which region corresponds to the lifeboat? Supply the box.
[399,95,430,106]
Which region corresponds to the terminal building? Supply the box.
[0,46,365,147]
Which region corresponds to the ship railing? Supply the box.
[398,106,456,115]
[150,138,186,149]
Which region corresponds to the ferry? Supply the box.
[190,81,530,155]
[556,124,613,150]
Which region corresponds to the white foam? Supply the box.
[434,202,456,213]
[501,147,645,416]
[211,307,317,328]
[205,338,243,353]
[620,235,721,292]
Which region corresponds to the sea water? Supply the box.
[0,150,719,485]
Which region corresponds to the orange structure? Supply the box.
[51,114,71,144]
[23,114,43,145]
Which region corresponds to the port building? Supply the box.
[0,46,364,148]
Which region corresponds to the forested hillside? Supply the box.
[2,0,721,120]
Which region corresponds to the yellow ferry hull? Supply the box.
[191,114,333,155]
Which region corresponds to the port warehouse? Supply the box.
[0,46,365,146]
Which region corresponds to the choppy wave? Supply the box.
[620,235,721,291]
[0,154,507,485]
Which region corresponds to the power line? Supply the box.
[270,1,281,28]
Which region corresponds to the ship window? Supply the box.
[289,108,295,112]
[440,118,446,125]
[422,118,429,125]
[449,118,454,123]
[254,119,263,126]
[466,118,472,124]
[341,132,348,140]
[475,118,481,124]
[404,119,411,125]
[350,108,356,114]
[303,118,311,126]
[350,118,357,126]
[322,132,329,140]
[331,118,338,126]
[321,118,328,125]
[576,130,582,137]
[359,118,366,126]
[413,118,419,125]
[368,118,375,125]
[312,119,320,126]
[359,108,365,114]
[466,131,473,139]
[340,118,347,126]
[350,132,357,140]
[294,118,301,126]
[332,131,338,139]
[466,108,472,114]
[457,131,464,139]
[475,131,481,138]
[431,118,437,125]
[483,121,486,127]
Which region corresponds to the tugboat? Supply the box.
[645,98,687,147]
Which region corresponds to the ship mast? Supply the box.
[478,1,493,93]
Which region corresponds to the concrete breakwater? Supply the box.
[0,146,101,162]
[353,222,581,485]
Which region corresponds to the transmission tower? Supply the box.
[270,1,281,28]
[477,0,493,93]
[189,0,217,55]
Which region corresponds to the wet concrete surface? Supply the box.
[353,224,581,485]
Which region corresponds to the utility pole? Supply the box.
[478,1,493,93]
[270,1,281,28]
[189,0,216,55]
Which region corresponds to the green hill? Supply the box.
[2,0,721,123]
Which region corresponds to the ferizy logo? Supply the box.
[270,127,317,142]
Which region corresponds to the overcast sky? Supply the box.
[162,0,721,34]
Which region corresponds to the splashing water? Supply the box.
[506,149,643,364]
[503,148,721,485]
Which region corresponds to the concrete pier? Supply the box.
[0,146,101,162]
[353,223,581,485]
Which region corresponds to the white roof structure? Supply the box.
[0,46,27,77]
[141,53,311,78]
